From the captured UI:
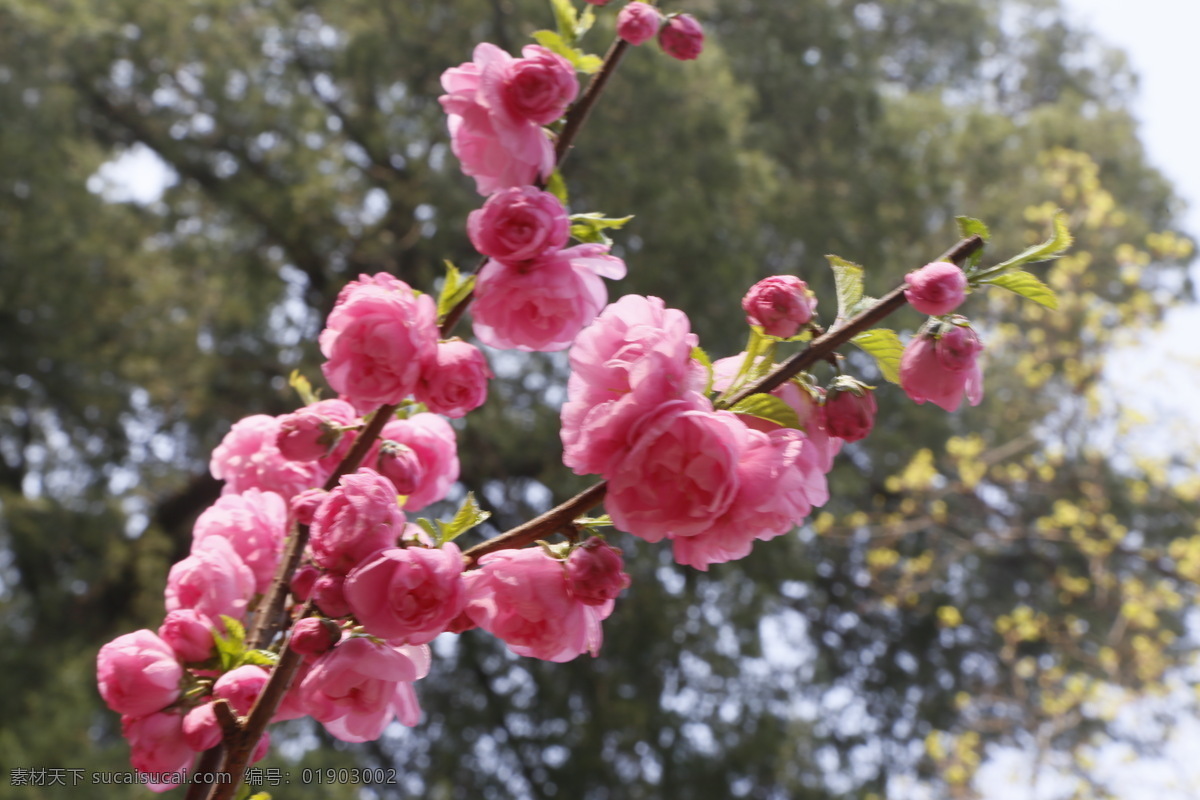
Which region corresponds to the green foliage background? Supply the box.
[0,0,1195,798]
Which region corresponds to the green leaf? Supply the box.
[851,328,905,384]
[955,216,991,242]
[985,211,1073,276]
[728,394,802,430]
[288,370,319,405]
[691,346,714,395]
[436,260,476,322]
[827,255,874,322]
[414,518,439,542]
[575,5,595,40]
[531,29,602,74]
[980,270,1059,309]
[213,615,247,672]
[569,212,634,245]
[438,492,492,545]
[575,514,613,529]
[238,649,279,668]
[545,168,569,205]
[549,0,579,45]
[219,615,246,647]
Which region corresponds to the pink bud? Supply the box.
[276,410,338,461]
[182,703,222,751]
[899,322,985,412]
[291,617,340,659]
[159,610,216,663]
[290,488,327,527]
[618,3,662,46]
[96,630,183,717]
[566,539,631,606]
[213,665,271,716]
[290,563,321,601]
[741,275,817,338]
[312,572,352,618]
[936,321,984,371]
[904,261,968,316]
[823,386,877,443]
[659,14,704,61]
[375,442,426,496]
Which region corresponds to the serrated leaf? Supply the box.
[955,216,991,242]
[729,394,803,430]
[438,492,492,546]
[545,168,569,205]
[549,0,579,44]
[288,370,319,406]
[219,615,246,647]
[827,255,865,323]
[575,5,595,39]
[437,260,476,322]
[981,270,1059,309]
[851,328,905,384]
[691,346,714,395]
[989,211,1073,274]
[414,518,439,542]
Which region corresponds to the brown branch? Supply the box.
[555,38,631,168]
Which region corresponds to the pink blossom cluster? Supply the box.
[319,273,492,417]
[561,294,841,569]
[469,186,627,351]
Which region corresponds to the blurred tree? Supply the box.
[0,0,1194,798]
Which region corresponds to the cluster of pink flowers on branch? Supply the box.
[93,3,1071,796]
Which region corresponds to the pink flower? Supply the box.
[618,3,663,46]
[659,14,704,60]
[345,544,466,644]
[192,489,288,594]
[97,630,183,717]
[158,610,216,664]
[606,400,749,542]
[213,665,270,716]
[440,44,556,195]
[900,322,984,412]
[374,442,426,496]
[561,295,707,476]
[566,539,631,605]
[165,537,256,621]
[276,399,360,465]
[290,618,340,660]
[121,712,194,791]
[823,383,877,443]
[463,548,613,662]
[319,278,438,414]
[472,244,627,352]
[313,571,352,617]
[310,468,406,573]
[290,488,327,527]
[467,186,570,262]
[741,275,817,338]
[211,415,324,500]
[905,261,968,316]
[484,45,577,127]
[416,339,492,418]
[672,427,827,569]
[290,562,321,601]
[375,414,460,511]
[182,703,222,752]
[300,637,431,742]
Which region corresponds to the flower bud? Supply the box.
[904,261,968,316]
[290,488,327,527]
[566,539,631,606]
[375,441,426,497]
[312,572,352,618]
[276,410,340,462]
[899,320,985,412]
[213,665,271,716]
[823,379,877,443]
[158,609,216,663]
[290,617,340,660]
[290,562,321,602]
[659,14,704,61]
[618,3,662,46]
[416,339,492,419]
[741,275,817,338]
